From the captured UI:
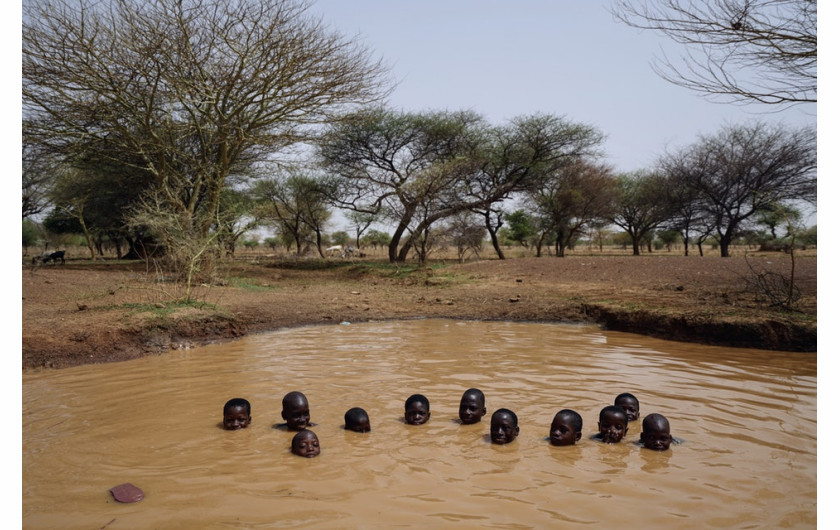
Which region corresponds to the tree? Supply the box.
[319,108,604,262]
[611,0,816,105]
[609,171,673,256]
[22,141,54,219]
[446,212,486,263]
[346,210,379,249]
[503,210,538,249]
[661,122,816,257]
[23,0,388,270]
[253,171,332,256]
[529,160,617,257]
[755,203,802,239]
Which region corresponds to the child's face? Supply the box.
[223,406,251,430]
[490,413,519,444]
[549,416,580,446]
[642,425,673,451]
[282,400,311,431]
[291,431,321,458]
[598,412,628,443]
[405,401,430,425]
[347,417,371,433]
[459,395,486,424]
[615,396,640,421]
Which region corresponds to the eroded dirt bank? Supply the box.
[22,254,817,369]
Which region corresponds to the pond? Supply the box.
[22,319,817,528]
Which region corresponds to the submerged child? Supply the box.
[459,388,487,425]
[344,407,371,433]
[290,429,321,458]
[222,398,252,431]
[548,409,583,446]
[614,392,640,421]
[593,405,628,444]
[640,413,673,451]
[276,391,315,431]
[490,408,519,445]
[404,394,430,425]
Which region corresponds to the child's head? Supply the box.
[598,405,628,443]
[404,394,430,425]
[344,407,371,433]
[290,429,321,458]
[614,393,640,421]
[549,409,583,446]
[490,408,519,444]
[459,388,487,425]
[223,398,251,430]
[640,413,673,451]
[281,391,311,431]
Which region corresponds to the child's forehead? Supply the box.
[225,405,248,413]
[616,396,638,405]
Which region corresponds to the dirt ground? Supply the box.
[21,250,817,370]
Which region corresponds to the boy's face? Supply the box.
[490,413,519,444]
[223,406,251,430]
[641,425,673,451]
[549,415,581,446]
[459,395,486,424]
[282,400,311,431]
[405,401,430,425]
[347,417,371,433]
[291,431,321,458]
[598,411,628,443]
[615,396,640,421]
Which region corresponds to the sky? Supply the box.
[307,0,817,176]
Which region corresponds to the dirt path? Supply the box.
[21,253,817,370]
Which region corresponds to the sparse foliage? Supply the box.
[611,0,816,105]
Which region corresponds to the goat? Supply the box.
[33,250,66,266]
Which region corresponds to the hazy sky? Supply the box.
[309,0,817,174]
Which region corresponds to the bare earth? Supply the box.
[21,251,817,370]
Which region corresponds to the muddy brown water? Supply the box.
[23,319,816,528]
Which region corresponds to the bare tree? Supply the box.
[661,122,816,257]
[611,0,816,105]
[23,0,388,268]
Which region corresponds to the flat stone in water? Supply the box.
[109,483,144,503]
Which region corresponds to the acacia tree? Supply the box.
[661,122,816,257]
[529,160,617,257]
[609,171,674,256]
[253,172,331,256]
[611,0,816,105]
[23,0,387,271]
[319,108,604,262]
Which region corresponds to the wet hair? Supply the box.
[223,398,250,415]
[642,413,670,432]
[600,405,628,426]
[492,408,518,427]
[461,388,485,405]
[282,391,308,409]
[405,394,430,410]
[615,393,639,406]
[555,409,583,433]
[344,407,370,428]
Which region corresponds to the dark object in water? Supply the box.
[109,483,144,503]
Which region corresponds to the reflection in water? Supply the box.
[23,320,816,528]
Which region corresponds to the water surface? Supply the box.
[23,320,816,528]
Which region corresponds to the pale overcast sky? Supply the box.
[309,0,817,175]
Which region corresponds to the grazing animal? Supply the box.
[33,250,66,265]
[325,245,343,257]
[341,246,359,259]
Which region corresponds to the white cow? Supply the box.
[325,245,343,257]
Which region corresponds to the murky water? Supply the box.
[23,319,816,529]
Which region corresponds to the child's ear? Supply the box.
[575,432,582,441]
[515,426,520,435]
[640,431,647,442]
[481,407,487,415]
[281,410,288,421]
